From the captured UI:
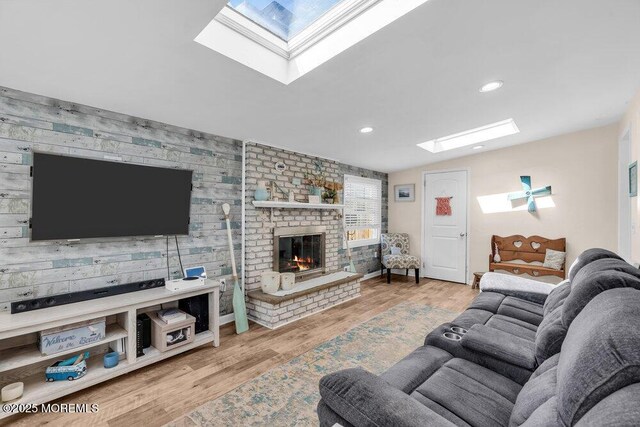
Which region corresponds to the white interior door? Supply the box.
[424,170,468,283]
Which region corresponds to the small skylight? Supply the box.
[417,119,520,153]
[228,0,346,41]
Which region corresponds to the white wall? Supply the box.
[389,124,619,283]
[619,88,640,265]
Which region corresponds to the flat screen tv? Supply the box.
[31,153,193,241]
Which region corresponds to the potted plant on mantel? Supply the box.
[324,180,343,204]
[322,188,337,204]
[305,164,326,197]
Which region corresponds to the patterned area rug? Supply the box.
[168,302,456,427]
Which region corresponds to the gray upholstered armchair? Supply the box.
[380,233,421,284]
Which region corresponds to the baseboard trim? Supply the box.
[220,313,235,326]
[362,271,379,280]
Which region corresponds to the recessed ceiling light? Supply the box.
[472,145,484,150]
[417,119,519,153]
[480,80,504,93]
[360,127,373,134]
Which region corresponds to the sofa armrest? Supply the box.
[319,368,456,427]
[480,272,559,304]
[461,324,537,370]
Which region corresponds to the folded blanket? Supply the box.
[480,272,563,304]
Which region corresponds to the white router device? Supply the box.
[165,277,206,292]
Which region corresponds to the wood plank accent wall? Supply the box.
[0,87,242,315]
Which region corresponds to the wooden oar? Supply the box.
[222,203,248,334]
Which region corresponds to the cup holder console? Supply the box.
[442,326,468,341]
[443,332,462,341]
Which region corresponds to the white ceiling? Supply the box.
[1,0,639,173]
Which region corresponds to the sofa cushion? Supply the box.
[509,355,559,426]
[515,397,559,427]
[534,305,567,365]
[449,308,494,329]
[412,358,521,427]
[529,353,561,381]
[462,325,537,370]
[574,384,640,427]
[571,257,640,284]
[562,267,640,328]
[319,368,457,427]
[317,399,353,427]
[467,291,506,312]
[542,280,570,315]
[568,248,623,281]
[380,345,452,394]
[485,315,537,342]
[424,323,534,386]
[496,297,544,326]
[557,288,640,426]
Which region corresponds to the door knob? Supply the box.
[460,232,467,237]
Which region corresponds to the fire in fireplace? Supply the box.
[274,226,326,277]
[279,235,322,273]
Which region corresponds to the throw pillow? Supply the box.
[543,249,566,271]
[390,246,402,255]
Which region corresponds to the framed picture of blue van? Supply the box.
[630,161,638,197]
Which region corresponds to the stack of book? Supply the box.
[157,308,187,324]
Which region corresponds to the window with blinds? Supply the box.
[343,175,382,247]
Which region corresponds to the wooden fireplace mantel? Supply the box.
[252,201,344,210]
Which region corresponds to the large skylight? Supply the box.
[228,0,345,41]
[196,0,432,84]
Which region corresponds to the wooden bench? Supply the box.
[490,235,566,279]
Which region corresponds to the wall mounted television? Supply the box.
[30,153,193,241]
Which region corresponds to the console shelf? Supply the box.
[0,281,220,420]
[0,324,127,374]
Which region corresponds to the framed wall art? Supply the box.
[394,184,415,202]
[630,161,638,197]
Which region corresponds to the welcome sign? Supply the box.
[38,317,106,356]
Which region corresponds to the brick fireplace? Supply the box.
[243,143,388,328]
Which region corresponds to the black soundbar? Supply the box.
[11,278,166,313]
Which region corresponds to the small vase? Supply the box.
[280,273,295,291]
[493,243,501,263]
[310,186,323,196]
[261,271,281,294]
[255,181,269,201]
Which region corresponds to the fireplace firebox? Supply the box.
[274,226,326,278]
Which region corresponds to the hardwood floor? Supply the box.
[5,276,478,427]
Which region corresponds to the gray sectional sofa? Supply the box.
[317,249,640,426]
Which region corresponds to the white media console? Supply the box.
[0,281,220,419]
